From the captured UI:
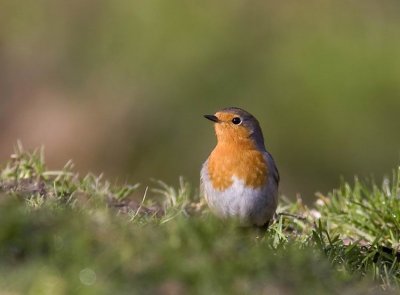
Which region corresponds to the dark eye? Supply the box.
[232,117,242,125]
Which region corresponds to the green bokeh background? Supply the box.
[1,0,399,199]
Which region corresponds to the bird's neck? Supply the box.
[214,139,256,152]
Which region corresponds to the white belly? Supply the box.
[201,167,278,226]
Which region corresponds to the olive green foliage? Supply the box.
[0,145,399,294]
[1,0,400,198]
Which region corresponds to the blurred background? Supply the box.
[1,0,399,201]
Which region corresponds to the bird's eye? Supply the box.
[232,117,242,125]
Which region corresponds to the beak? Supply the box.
[204,114,220,123]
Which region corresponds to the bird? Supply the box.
[201,107,279,227]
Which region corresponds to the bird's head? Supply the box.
[204,107,266,150]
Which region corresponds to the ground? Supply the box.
[0,144,399,294]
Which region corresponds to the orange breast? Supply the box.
[207,142,268,191]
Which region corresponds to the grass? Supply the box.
[0,143,399,294]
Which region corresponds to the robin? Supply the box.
[201,107,279,227]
